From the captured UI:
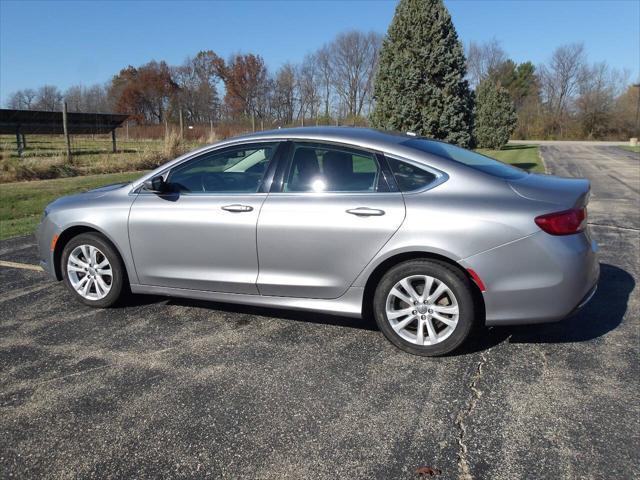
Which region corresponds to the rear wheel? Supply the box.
[61,232,125,308]
[373,259,475,356]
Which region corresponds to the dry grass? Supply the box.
[0,133,199,183]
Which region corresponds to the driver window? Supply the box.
[168,143,279,193]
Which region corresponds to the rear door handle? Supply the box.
[221,204,253,213]
[346,207,385,217]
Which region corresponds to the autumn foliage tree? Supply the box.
[221,54,269,124]
[110,61,177,123]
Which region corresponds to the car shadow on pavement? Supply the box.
[460,263,634,354]
[119,263,632,353]
[165,298,380,331]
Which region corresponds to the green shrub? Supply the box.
[474,80,518,149]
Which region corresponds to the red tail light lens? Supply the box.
[535,208,587,235]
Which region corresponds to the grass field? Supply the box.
[0,144,542,240]
[619,145,640,153]
[478,144,544,173]
[0,171,146,239]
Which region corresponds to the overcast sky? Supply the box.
[1,0,639,101]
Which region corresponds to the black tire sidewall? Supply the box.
[373,260,475,356]
[61,232,124,308]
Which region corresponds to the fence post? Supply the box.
[15,128,22,157]
[62,102,72,164]
[111,130,117,153]
[179,109,184,140]
[21,133,27,150]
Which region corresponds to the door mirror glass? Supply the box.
[143,175,168,193]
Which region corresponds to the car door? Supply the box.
[256,141,406,299]
[129,141,282,294]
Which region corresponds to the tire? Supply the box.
[61,232,126,308]
[373,259,475,356]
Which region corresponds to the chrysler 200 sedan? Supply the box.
[36,127,599,356]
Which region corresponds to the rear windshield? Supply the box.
[402,138,527,180]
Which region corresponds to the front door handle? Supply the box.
[221,204,253,213]
[346,207,385,217]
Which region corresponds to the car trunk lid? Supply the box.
[508,174,590,209]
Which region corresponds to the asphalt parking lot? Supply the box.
[1,144,638,479]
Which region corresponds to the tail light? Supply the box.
[535,207,587,235]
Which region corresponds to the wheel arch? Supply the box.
[361,251,486,325]
[53,224,129,282]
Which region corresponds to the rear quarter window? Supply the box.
[387,157,437,192]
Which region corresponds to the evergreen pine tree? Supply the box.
[370,0,474,147]
[475,79,517,149]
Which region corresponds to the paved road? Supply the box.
[1,146,638,479]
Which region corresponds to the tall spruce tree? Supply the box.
[370,0,474,147]
[475,79,517,149]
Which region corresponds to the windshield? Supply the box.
[402,138,527,180]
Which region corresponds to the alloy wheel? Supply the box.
[385,274,459,346]
[66,244,113,300]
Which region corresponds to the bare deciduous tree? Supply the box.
[172,56,220,124]
[576,62,628,138]
[63,84,110,113]
[330,31,382,119]
[272,63,296,125]
[297,54,321,125]
[33,85,63,111]
[7,88,36,109]
[466,39,507,88]
[315,45,334,120]
[539,43,586,135]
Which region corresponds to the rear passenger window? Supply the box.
[284,143,384,193]
[387,157,437,192]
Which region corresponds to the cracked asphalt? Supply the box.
[1,144,638,479]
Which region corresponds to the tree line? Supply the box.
[5,0,638,144]
[7,30,382,131]
[466,39,635,142]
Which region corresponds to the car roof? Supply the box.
[216,126,415,152]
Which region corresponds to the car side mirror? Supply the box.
[143,175,168,193]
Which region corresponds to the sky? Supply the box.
[1,0,639,102]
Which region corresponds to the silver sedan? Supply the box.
[36,128,599,355]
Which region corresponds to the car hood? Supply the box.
[46,182,131,210]
[86,182,131,193]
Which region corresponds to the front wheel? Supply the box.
[61,232,125,308]
[373,259,476,356]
